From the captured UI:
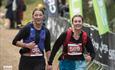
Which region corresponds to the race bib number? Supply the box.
[67,43,82,55]
[30,45,43,56]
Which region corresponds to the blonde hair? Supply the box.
[37,4,45,10]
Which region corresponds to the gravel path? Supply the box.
[0,28,20,70]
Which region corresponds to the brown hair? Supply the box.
[72,15,83,22]
[32,8,44,15]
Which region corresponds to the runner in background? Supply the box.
[5,0,26,29]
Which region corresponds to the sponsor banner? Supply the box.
[43,0,58,17]
[68,0,83,20]
[83,25,115,69]
[93,0,109,35]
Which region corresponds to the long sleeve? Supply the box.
[44,29,51,52]
[48,32,66,65]
[12,25,29,46]
[85,37,96,60]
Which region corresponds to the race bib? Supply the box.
[30,45,43,56]
[67,43,82,55]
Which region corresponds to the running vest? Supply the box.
[61,27,88,58]
[63,28,88,47]
[23,23,46,53]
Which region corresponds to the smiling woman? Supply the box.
[32,8,44,29]
[47,14,95,70]
[72,15,83,31]
[12,8,51,70]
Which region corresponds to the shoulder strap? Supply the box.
[63,28,88,47]
[29,23,46,52]
[63,27,72,46]
[38,26,46,50]
[23,22,34,43]
[82,31,88,46]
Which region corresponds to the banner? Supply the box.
[43,0,58,17]
[93,0,109,35]
[68,0,83,20]
[83,25,115,69]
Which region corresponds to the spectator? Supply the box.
[4,0,26,29]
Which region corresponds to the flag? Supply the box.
[43,0,58,17]
[93,0,109,35]
[68,0,83,20]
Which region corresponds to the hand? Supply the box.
[85,54,92,62]
[25,41,36,49]
[47,65,52,70]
